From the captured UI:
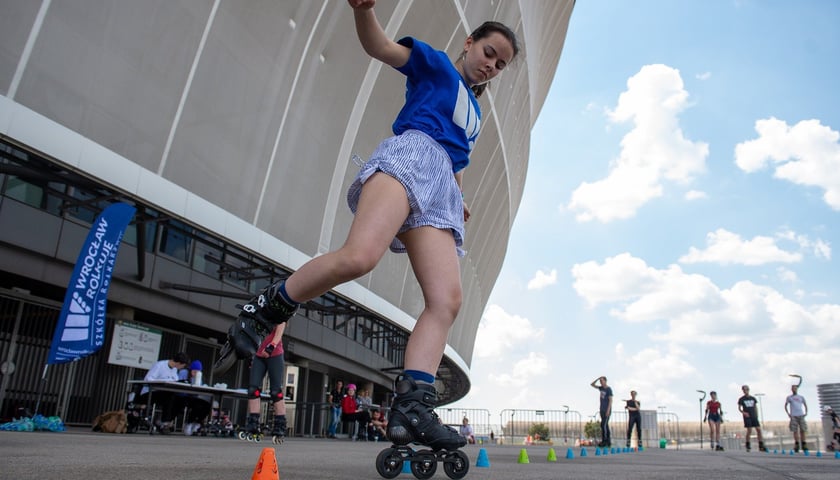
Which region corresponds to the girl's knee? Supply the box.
[335,248,380,279]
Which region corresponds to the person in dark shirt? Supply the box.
[625,390,642,448]
[590,376,613,447]
[737,385,767,452]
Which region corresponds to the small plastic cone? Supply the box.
[546,447,557,462]
[402,460,411,474]
[476,448,490,468]
[251,448,279,480]
[564,448,573,460]
[595,447,601,456]
[580,447,588,457]
[517,449,530,464]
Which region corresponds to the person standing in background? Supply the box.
[738,385,767,452]
[625,390,641,448]
[590,376,613,447]
[784,384,809,452]
[704,391,724,451]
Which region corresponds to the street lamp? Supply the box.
[657,406,667,441]
[754,393,766,424]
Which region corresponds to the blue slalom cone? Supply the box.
[781,449,786,455]
[402,459,411,474]
[580,447,588,457]
[804,450,810,457]
[789,449,795,456]
[835,451,840,459]
[816,451,822,457]
[595,447,601,456]
[476,448,490,468]
[773,449,778,454]
[565,448,574,460]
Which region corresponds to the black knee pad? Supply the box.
[269,389,284,405]
[247,387,263,400]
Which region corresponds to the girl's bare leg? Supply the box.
[400,225,462,374]
[284,172,410,302]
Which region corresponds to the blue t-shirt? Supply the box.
[393,37,480,173]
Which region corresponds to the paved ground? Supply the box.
[1,428,838,480]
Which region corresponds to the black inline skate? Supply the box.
[375,375,469,480]
[271,415,286,445]
[237,413,264,442]
[213,281,298,375]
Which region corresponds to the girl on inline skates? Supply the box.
[230,0,518,454]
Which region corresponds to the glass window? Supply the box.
[159,220,192,263]
[193,235,223,278]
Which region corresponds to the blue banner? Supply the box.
[47,202,136,364]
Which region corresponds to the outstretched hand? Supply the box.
[348,0,375,9]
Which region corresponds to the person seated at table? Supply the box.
[340,383,370,440]
[368,408,387,440]
[176,360,212,436]
[459,417,476,444]
[135,352,190,434]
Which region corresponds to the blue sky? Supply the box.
[450,0,840,423]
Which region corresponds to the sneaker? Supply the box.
[184,423,194,436]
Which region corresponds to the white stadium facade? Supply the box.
[0,0,573,429]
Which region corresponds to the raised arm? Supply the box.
[349,0,410,68]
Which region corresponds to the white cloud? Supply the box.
[474,304,545,358]
[696,71,711,81]
[735,117,840,210]
[571,253,840,346]
[488,352,549,388]
[777,228,832,260]
[613,343,698,409]
[684,190,707,200]
[567,64,709,222]
[776,267,798,283]
[679,228,802,265]
[527,269,558,290]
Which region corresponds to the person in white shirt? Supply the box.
[459,417,475,444]
[784,384,809,452]
[137,352,189,433]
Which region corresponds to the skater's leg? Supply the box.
[386,226,466,451]
[267,355,287,439]
[283,173,410,302]
[401,225,462,373]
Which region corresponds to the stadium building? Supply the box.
[0,0,573,431]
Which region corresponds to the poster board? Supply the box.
[107,320,162,370]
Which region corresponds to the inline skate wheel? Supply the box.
[443,450,469,480]
[410,450,437,479]
[272,435,284,445]
[375,448,403,479]
[237,430,247,440]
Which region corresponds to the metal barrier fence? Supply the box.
[498,409,584,445]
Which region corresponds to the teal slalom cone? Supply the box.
[565,448,574,460]
[476,448,490,468]
[595,447,601,456]
[402,459,411,474]
[580,447,588,457]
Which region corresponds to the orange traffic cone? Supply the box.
[252,447,280,480]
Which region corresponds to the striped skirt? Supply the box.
[347,129,465,257]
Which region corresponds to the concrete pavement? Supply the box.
[1,428,838,480]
